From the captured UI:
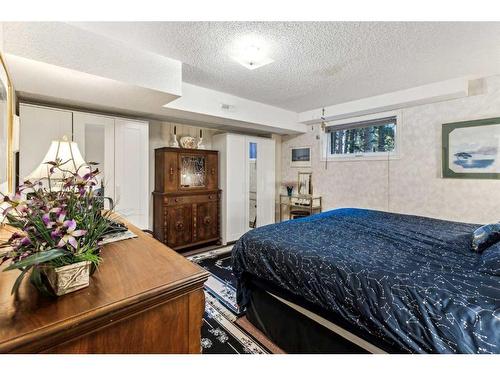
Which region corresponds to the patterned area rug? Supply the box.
[188,247,268,354]
[188,247,241,315]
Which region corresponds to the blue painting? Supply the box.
[290,146,311,167]
[449,123,500,173]
[291,147,310,162]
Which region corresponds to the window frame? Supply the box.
[320,110,402,161]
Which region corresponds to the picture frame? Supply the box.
[0,53,14,195]
[297,172,312,195]
[290,146,311,167]
[442,117,500,179]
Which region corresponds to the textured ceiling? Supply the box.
[69,22,500,111]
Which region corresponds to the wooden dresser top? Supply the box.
[0,219,209,353]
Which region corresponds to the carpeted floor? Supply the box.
[188,247,284,354]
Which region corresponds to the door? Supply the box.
[73,112,115,206]
[114,119,149,229]
[167,204,192,248]
[196,201,218,242]
[256,138,275,227]
[247,142,257,229]
[19,104,72,181]
[249,137,275,228]
[225,134,247,242]
[162,151,178,193]
[206,152,218,190]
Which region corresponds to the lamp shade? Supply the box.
[25,140,88,181]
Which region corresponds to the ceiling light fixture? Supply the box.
[232,39,274,70]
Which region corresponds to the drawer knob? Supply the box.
[175,222,185,231]
[174,197,181,203]
[203,216,212,225]
[209,195,214,200]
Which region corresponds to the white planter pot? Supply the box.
[43,261,91,296]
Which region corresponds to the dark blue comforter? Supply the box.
[232,208,500,353]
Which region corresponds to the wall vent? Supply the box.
[220,103,236,112]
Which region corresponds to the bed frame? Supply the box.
[244,279,401,354]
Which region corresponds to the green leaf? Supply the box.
[4,249,68,271]
[30,267,56,297]
[10,266,31,295]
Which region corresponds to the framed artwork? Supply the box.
[0,54,14,195]
[298,172,312,195]
[442,117,500,179]
[290,146,311,167]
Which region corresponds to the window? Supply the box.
[249,142,257,160]
[325,115,398,159]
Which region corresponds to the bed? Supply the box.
[232,208,500,354]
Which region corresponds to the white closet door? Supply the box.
[73,112,115,204]
[114,119,149,229]
[255,138,275,227]
[19,105,72,181]
[225,134,247,242]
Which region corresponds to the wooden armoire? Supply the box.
[153,147,221,251]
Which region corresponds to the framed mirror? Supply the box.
[0,54,13,195]
[298,172,312,195]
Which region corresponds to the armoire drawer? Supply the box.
[164,193,218,206]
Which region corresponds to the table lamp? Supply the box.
[25,136,88,181]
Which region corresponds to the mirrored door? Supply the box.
[73,112,115,206]
[248,142,257,229]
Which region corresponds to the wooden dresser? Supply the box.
[0,219,209,353]
[153,147,221,251]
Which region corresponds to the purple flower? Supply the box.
[51,229,61,240]
[57,219,87,249]
[2,193,28,214]
[42,207,64,228]
[58,211,66,222]
[20,237,31,246]
[42,213,55,228]
[8,232,31,250]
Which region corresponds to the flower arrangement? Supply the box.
[282,181,296,197]
[0,159,113,296]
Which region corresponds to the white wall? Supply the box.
[148,121,217,229]
[281,75,500,224]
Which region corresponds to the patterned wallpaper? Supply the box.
[281,75,500,224]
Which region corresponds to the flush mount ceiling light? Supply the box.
[232,38,274,70]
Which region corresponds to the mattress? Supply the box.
[232,208,500,353]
